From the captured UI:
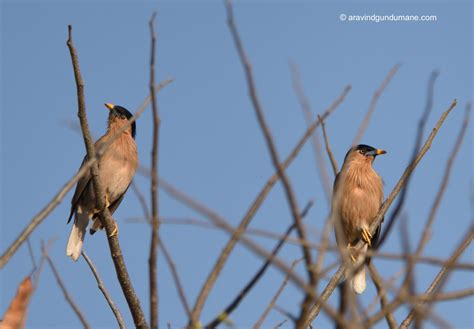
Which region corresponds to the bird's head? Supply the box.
[344,144,386,166]
[104,103,136,139]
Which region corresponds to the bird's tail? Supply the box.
[66,208,89,261]
[351,244,368,294]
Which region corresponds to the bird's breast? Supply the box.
[99,137,138,202]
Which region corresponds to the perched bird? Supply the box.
[331,144,386,294]
[66,103,138,261]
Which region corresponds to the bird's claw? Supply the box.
[361,228,372,247]
[105,194,111,209]
[350,254,357,263]
[347,243,357,263]
[108,220,119,237]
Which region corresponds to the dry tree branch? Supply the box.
[225,2,318,324]
[187,43,351,329]
[43,245,90,329]
[417,288,474,302]
[318,115,338,175]
[158,239,192,321]
[302,98,458,326]
[225,0,312,278]
[377,70,439,248]
[367,263,397,329]
[0,78,173,270]
[290,62,332,202]
[157,178,346,326]
[311,113,339,295]
[66,25,148,328]
[129,215,474,270]
[205,201,313,329]
[352,63,400,146]
[132,181,151,223]
[148,12,160,329]
[400,226,473,327]
[81,251,126,329]
[253,259,302,329]
[133,176,192,325]
[414,102,471,256]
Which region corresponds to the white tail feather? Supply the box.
[66,208,89,261]
[351,244,368,294]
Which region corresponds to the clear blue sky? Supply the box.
[1,1,472,328]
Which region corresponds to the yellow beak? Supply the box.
[376,149,387,155]
[104,103,115,111]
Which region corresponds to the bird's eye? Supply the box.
[359,149,365,155]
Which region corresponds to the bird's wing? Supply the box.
[67,155,92,224]
[67,137,108,224]
[107,183,131,215]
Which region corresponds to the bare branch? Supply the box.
[352,63,400,145]
[158,178,345,325]
[225,3,321,325]
[225,0,313,280]
[368,263,397,329]
[254,259,301,329]
[400,226,473,327]
[158,239,192,321]
[290,62,333,202]
[377,70,439,248]
[205,201,313,328]
[186,10,351,326]
[415,102,471,255]
[81,251,126,329]
[148,12,160,329]
[318,115,338,175]
[43,244,90,328]
[66,25,148,328]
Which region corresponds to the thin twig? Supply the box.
[254,259,301,329]
[42,244,90,328]
[302,99,458,326]
[352,63,400,145]
[81,251,126,329]
[290,62,332,202]
[132,181,151,223]
[414,102,471,255]
[400,226,473,327]
[26,238,37,271]
[148,12,160,329]
[377,70,439,248]
[367,263,397,329]
[187,35,351,329]
[225,3,318,326]
[158,239,192,320]
[66,25,148,328]
[0,78,173,270]
[318,115,338,175]
[205,202,313,329]
[158,178,345,326]
[128,215,474,270]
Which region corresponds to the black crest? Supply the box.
[113,105,136,139]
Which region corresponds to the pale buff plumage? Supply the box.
[331,144,385,294]
[66,104,138,261]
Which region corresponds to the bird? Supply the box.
[330,144,386,294]
[66,103,138,261]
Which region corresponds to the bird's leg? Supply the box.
[108,219,119,237]
[347,243,357,263]
[360,227,372,247]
